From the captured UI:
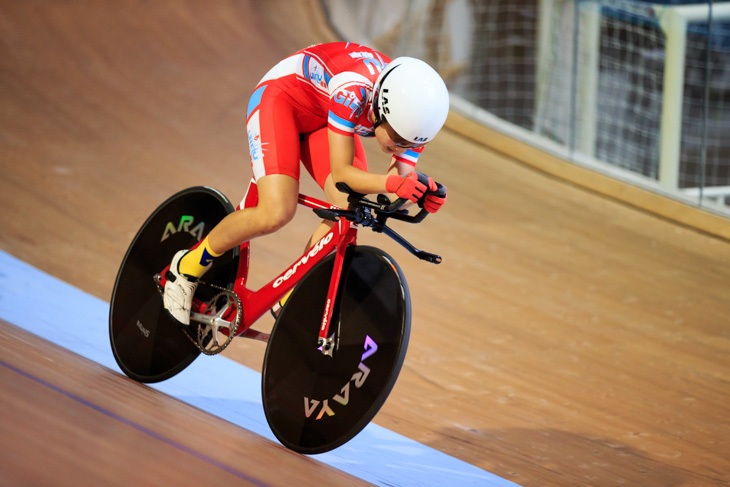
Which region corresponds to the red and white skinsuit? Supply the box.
[245,42,423,189]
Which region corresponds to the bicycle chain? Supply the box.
[153,274,242,355]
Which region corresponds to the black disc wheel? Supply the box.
[109,187,238,383]
[262,246,410,454]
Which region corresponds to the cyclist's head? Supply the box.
[372,57,449,146]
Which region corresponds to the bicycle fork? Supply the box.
[318,226,357,356]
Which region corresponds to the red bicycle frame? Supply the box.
[224,179,354,344]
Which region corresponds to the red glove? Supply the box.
[386,172,429,203]
[423,182,447,213]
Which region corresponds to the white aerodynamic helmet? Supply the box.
[372,56,450,145]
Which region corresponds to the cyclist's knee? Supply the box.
[259,205,295,234]
[254,174,299,234]
[324,174,348,208]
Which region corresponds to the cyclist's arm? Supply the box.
[329,131,390,194]
[388,159,415,177]
[390,147,423,176]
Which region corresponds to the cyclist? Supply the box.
[163,42,450,325]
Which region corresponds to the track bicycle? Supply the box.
[109,176,442,454]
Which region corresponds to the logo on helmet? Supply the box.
[380,88,390,114]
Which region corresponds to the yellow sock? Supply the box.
[179,236,223,278]
[280,289,293,307]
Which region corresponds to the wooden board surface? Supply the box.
[1,1,729,486]
[0,320,373,486]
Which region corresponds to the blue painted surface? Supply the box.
[0,249,520,487]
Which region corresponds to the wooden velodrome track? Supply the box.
[1,1,729,485]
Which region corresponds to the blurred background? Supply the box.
[324,0,730,224]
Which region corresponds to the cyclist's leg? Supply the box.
[207,77,303,256]
[206,174,299,252]
[303,174,347,249]
[165,78,302,324]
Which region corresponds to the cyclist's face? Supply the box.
[374,120,425,155]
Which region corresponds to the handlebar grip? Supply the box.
[384,197,409,213]
[430,181,447,198]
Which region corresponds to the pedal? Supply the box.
[155,273,242,354]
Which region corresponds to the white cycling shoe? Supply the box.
[163,250,199,326]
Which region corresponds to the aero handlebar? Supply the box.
[312,182,442,264]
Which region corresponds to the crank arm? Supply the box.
[190,311,233,330]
